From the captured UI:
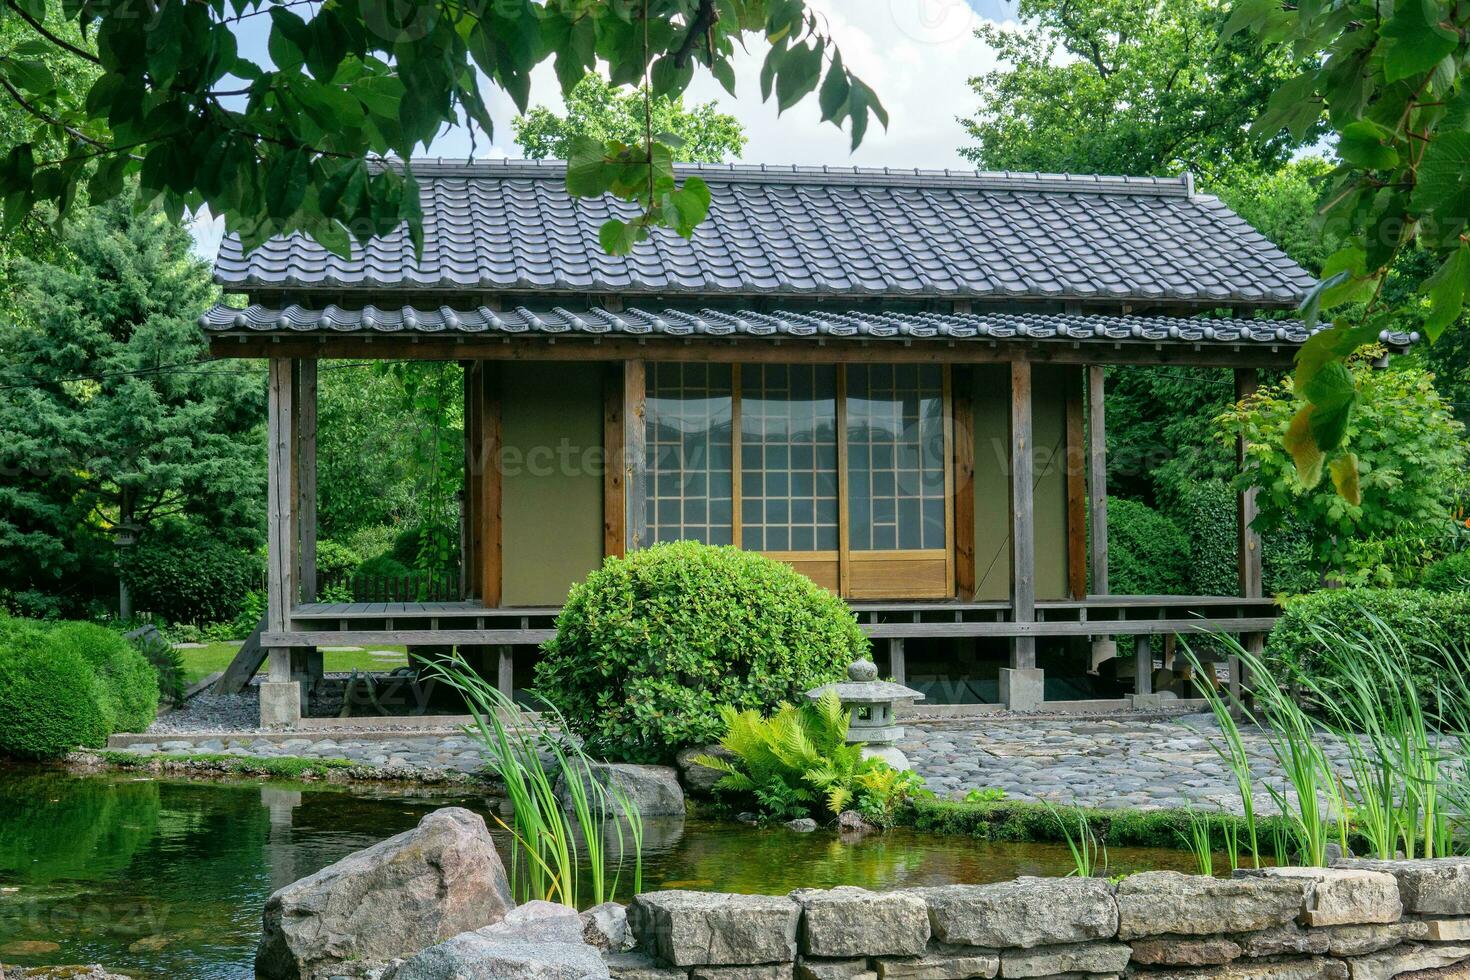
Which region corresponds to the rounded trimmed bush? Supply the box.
[121,531,263,625]
[536,542,867,763]
[0,618,111,758]
[47,622,159,733]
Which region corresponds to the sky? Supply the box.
[194,0,1018,257]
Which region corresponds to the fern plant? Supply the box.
[695,691,918,823]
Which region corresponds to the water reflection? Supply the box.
[0,766,1201,980]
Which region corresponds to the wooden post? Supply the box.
[604,363,627,558]
[1136,634,1154,695]
[1065,366,1087,599]
[1009,360,1036,669]
[295,359,318,603]
[624,360,648,552]
[480,364,502,607]
[497,645,514,699]
[953,368,976,599]
[889,638,907,686]
[1234,367,1263,705]
[1087,364,1109,596]
[463,362,482,599]
[263,358,301,724]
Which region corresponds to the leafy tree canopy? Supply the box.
[1231,0,1470,493]
[960,0,1311,179]
[0,195,262,605]
[0,0,884,257]
[515,72,745,163]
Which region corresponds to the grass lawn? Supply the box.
[177,641,409,685]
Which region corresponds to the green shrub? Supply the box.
[1166,480,1318,596]
[354,553,413,580]
[315,538,364,578]
[46,622,159,732]
[0,618,111,758]
[1423,552,1470,593]
[120,531,263,625]
[537,542,866,763]
[1107,497,1191,595]
[1265,588,1470,694]
[131,627,187,705]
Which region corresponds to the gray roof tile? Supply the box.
[200,303,1419,348]
[214,161,1316,306]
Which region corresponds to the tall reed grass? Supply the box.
[423,651,644,906]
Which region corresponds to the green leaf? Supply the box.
[1381,0,1457,83]
[268,7,312,72]
[1329,453,1361,505]
[1285,406,1326,488]
[1308,395,1356,455]
[1411,130,1470,223]
[265,149,309,219]
[818,53,850,123]
[599,217,644,255]
[565,135,612,197]
[668,177,711,237]
[1336,120,1398,169]
[1423,242,1470,340]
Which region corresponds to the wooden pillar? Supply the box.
[1235,368,1263,599]
[603,363,627,558]
[463,362,482,599]
[263,358,301,724]
[479,364,502,607]
[1234,367,1263,705]
[953,369,976,599]
[624,360,648,552]
[1065,367,1087,599]
[1009,360,1036,669]
[1136,634,1153,695]
[1087,364,1109,595]
[497,645,514,700]
[295,360,318,603]
[889,638,907,687]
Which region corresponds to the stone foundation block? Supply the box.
[1238,868,1402,927]
[1348,943,1470,980]
[875,950,999,980]
[999,941,1132,977]
[1127,937,1243,967]
[1336,860,1470,916]
[1117,872,1304,939]
[795,888,929,958]
[1325,921,1429,957]
[998,669,1044,712]
[259,680,303,727]
[631,891,800,967]
[914,878,1117,949]
[797,958,876,980]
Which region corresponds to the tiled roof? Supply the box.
[201,304,1400,348]
[213,160,1316,307]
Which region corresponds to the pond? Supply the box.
[0,765,1203,980]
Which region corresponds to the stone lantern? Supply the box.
[806,660,925,770]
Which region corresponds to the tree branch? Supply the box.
[5,0,101,64]
[0,72,109,149]
[672,0,719,69]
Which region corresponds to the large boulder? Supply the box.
[383,935,610,980]
[1116,871,1304,940]
[676,746,734,798]
[911,878,1117,949]
[556,763,686,817]
[255,807,514,980]
[630,891,800,966]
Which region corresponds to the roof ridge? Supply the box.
[393,157,1195,197]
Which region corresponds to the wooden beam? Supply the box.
[1065,366,1088,599]
[624,360,648,551]
[952,368,976,599]
[480,364,503,607]
[603,362,626,558]
[1010,360,1036,668]
[210,335,1303,370]
[295,359,319,602]
[1087,364,1109,596]
[1235,368,1262,599]
[266,358,296,634]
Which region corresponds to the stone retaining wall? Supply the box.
[608,860,1470,980]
